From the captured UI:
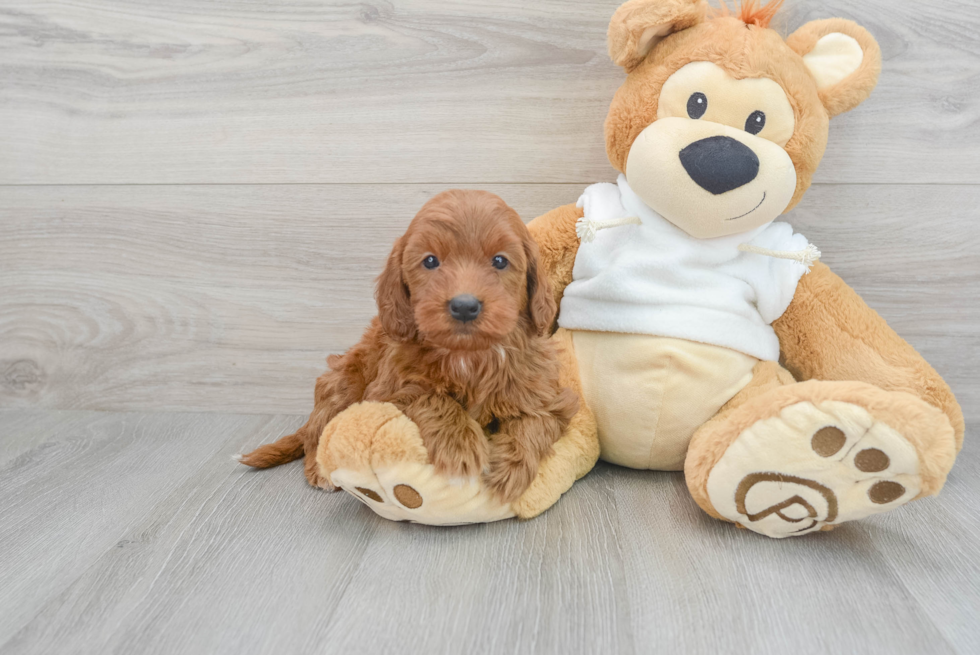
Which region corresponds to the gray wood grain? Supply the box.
[1,409,978,655]
[318,464,631,654]
[0,409,108,466]
[0,183,580,414]
[0,0,977,652]
[611,467,960,655]
[0,0,977,185]
[2,183,976,419]
[0,410,302,645]
[865,442,980,655]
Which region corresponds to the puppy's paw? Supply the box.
[429,435,489,480]
[304,456,337,490]
[305,468,336,490]
[484,459,536,504]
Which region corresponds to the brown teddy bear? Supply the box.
[314,0,963,537]
[527,0,963,537]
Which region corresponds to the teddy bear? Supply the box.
[314,0,963,537]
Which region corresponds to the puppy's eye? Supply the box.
[687,92,707,119]
[491,255,509,270]
[745,110,766,135]
[422,255,440,269]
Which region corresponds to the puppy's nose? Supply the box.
[449,294,482,323]
[679,135,759,195]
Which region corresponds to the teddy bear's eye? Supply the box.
[745,110,766,135]
[687,92,708,119]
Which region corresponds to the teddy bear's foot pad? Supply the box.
[330,462,515,525]
[706,399,928,538]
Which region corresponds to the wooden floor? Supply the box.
[0,408,978,654]
[1,0,979,653]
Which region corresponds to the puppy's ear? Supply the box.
[375,236,416,341]
[523,237,557,337]
[608,0,708,71]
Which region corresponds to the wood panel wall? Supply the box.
[2,0,978,419]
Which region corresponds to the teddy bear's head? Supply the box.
[604,0,881,238]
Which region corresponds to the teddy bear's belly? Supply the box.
[568,330,757,470]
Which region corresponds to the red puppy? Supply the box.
[239,190,577,502]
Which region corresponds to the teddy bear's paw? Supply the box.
[331,463,515,525]
[316,402,516,525]
[703,394,955,538]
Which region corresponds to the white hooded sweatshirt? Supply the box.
[557,175,811,361]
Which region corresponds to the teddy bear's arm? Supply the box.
[527,203,584,308]
[773,262,965,449]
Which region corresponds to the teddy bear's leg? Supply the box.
[775,262,964,450]
[315,333,599,525]
[684,362,957,538]
[318,402,517,525]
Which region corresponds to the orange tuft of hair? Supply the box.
[714,0,785,28]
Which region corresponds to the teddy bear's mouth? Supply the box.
[726,191,766,221]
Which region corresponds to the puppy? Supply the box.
[239,190,578,502]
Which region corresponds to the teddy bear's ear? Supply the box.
[787,18,882,118]
[608,0,708,71]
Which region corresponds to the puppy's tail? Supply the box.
[235,433,305,469]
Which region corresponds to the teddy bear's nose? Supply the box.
[679,135,760,195]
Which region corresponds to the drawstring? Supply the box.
[737,243,821,271]
[576,216,641,242]
[576,215,821,272]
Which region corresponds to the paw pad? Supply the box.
[352,483,424,509]
[869,480,905,504]
[811,426,846,457]
[356,487,383,502]
[854,448,889,472]
[393,484,422,508]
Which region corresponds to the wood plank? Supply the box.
[2,183,976,418]
[318,464,631,654]
[6,452,630,654]
[0,409,303,644]
[865,434,980,655]
[4,411,977,654]
[0,409,107,466]
[0,0,977,185]
[0,410,384,655]
[0,183,580,415]
[610,467,960,655]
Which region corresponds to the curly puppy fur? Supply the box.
[239,190,578,502]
